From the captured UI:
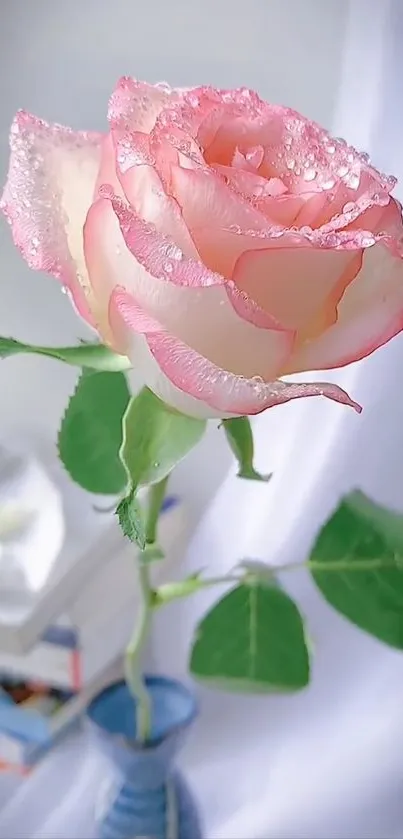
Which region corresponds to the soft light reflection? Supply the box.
[0,448,65,596]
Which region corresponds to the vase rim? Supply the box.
[87,674,198,747]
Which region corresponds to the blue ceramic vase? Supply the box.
[87,675,202,839]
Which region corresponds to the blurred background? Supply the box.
[1,0,403,836]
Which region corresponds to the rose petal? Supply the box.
[108,77,179,134]
[212,164,287,200]
[85,198,294,378]
[294,192,334,228]
[233,246,362,335]
[0,110,102,326]
[346,195,403,238]
[170,164,269,230]
[169,164,270,276]
[94,134,123,198]
[102,189,224,287]
[259,109,397,203]
[106,188,304,334]
[115,160,198,258]
[110,289,361,417]
[211,162,302,226]
[285,242,403,372]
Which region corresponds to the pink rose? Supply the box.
[2,79,403,418]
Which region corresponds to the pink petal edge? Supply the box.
[0,109,103,327]
[111,287,361,416]
[100,187,291,331]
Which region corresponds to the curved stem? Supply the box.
[124,477,169,744]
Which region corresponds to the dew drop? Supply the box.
[376,192,390,207]
[325,234,340,248]
[303,167,316,182]
[346,172,360,190]
[386,174,397,189]
[342,201,356,214]
[361,233,375,247]
[187,92,200,108]
[321,177,336,190]
[163,260,173,273]
[286,158,295,170]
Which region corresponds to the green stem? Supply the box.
[153,554,402,608]
[124,562,153,742]
[124,477,169,743]
[145,475,169,545]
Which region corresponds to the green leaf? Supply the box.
[119,388,207,490]
[309,490,403,648]
[0,336,130,371]
[190,581,310,692]
[58,370,130,494]
[222,417,271,481]
[116,492,146,550]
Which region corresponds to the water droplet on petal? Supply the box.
[361,233,375,247]
[325,234,340,248]
[321,177,336,190]
[303,167,316,182]
[386,174,397,189]
[342,201,356,213]
[186,92,200,107]
[345,171,360,189]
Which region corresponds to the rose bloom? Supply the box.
[2,80,403,418]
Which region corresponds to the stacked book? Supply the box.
[0,495,187,771]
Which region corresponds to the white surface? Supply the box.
[0,449,64,596]
[1,0,403,837]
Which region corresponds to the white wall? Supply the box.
[0,0,349,511]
